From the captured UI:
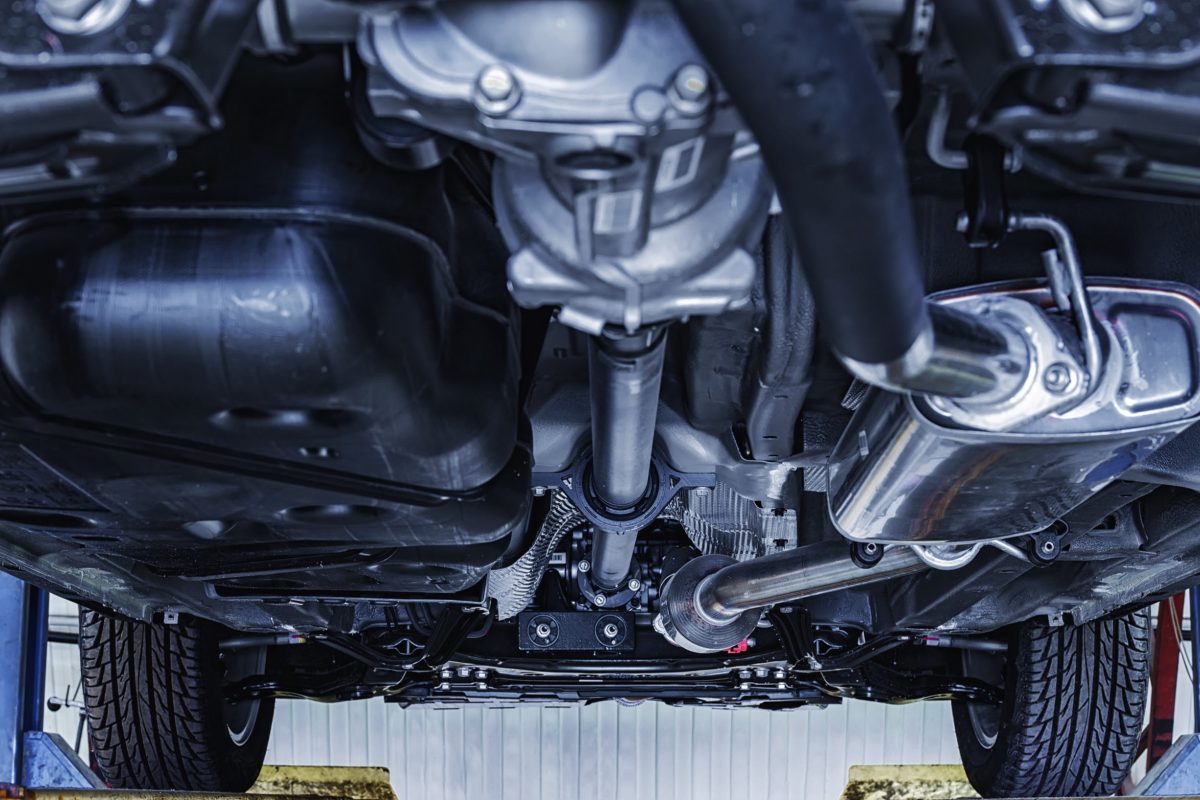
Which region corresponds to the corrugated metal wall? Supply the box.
[263,697,960,800]
[37,594,1198,800]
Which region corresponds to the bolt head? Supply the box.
[773,669,787,680]
[478,65,515,101]
[673,65,710,102]
[474,65,521,114]
[627,578,641,592]
[738,669,752,680]
[602,623,620,639]
[593,593,607,607]
[438,682,451,690]
[578,560,591,573]
[440,668,452,679]
[474,669,488,680]
[535,623,552,639]
[738,682,750,691]
[1043,362,1075,394]
[456,666,471,678]
[670,65,712,115]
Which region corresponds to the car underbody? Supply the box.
[4,0,1200,744]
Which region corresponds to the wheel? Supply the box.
[952,608,1151,798]
[79,609,274,791]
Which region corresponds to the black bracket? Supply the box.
[960,135,1011,248]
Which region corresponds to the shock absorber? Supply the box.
[586,328,667,591]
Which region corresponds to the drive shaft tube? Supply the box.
[587,329,667,590]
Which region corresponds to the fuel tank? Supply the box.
[0,207,527,602]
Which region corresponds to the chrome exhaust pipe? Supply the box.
[655,542,925,653]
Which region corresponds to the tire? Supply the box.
[952,608,1151,798]
[79,609,274,791]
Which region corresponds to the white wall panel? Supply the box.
[262,696,957,800]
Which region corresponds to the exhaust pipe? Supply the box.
[668,0,1035,403]
[655,543,925,653]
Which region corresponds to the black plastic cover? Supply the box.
[0,208,527,627]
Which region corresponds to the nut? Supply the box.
[1043,362,1075,394]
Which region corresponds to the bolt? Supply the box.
[1043,362,1074,394]
[456,666,471,678]
[738,682,750,691]
[670,65,712,115]
[578,560,591,573]
[477,65,516,102]
[863,543,879,554]
[777,682,788,690]
[627,578,641,592]
[602,622,620,639]
[440,668,452,680]
[476,681,488,690]
[593,593,607,607]
[673,65,710,102]
[474,64,521,115]
[1042,539,1056,553]
[535,623,553,639]
[438,682,451,690]
[532,486,547,497]
[754,667,769,679]
[773,669,787,680]
[738,669,752,680]
[474,669,488,680]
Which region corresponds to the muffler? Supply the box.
[829,272,1200,544]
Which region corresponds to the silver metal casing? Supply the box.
[828,280,1200,544]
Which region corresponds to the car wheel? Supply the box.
[79,609,274,791]
[952,608,1150,798]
